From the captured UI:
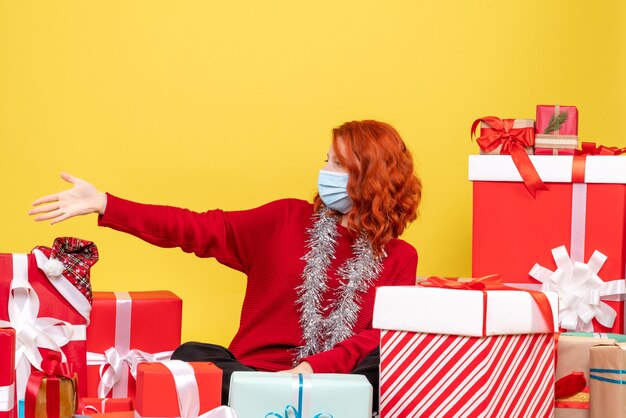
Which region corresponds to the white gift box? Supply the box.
[373,285,558,336]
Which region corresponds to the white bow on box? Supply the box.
[529,245,626,331]
[88,346,173,398]
[86,291,174,398]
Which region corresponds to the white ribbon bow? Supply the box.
[133,360,237,418]
[529,245,626,331]
[87,347,173,398]
[0,254,83,400]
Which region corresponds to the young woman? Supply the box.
[29,120,422,410]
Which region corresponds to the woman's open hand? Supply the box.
[28,173,107,225]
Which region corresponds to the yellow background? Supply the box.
[1,1,625,345]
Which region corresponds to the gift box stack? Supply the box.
[469,105,626,416]
[0,238,228,418]
[1,238,376,418]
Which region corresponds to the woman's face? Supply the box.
[322,136,348,174]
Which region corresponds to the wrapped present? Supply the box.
[470,155,626,333]
[535,105,579,159]
[471,117,546,196]
[536,105,578,136]
[372,278,558,418]
[589,342,626,418]
[86,291,181,401]
[134,361,221,418]
[78,397,132,415]
[23,354,78,418]
[229,372,372,418]
[475,118,535,155]
[554,334,618,418]
[1,329,16,418]
[0,239,98,402]
[535,148,577,155]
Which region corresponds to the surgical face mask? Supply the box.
[317,170,353,214]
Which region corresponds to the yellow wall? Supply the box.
[1,1,624,345]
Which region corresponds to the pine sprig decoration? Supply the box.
[544,110,569,134]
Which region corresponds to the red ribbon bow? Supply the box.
[25,353,78,418]
[577,142,626,156]
[34,237,99,303]
[471,116,548,198]
[570,142,626,183]
[419,275,555,337]
[555,371,587,400]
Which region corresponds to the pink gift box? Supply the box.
[536,105,578,136]
[535,147,577,155]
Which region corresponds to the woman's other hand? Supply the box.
[28,172,107,224]
[279,361,314,374]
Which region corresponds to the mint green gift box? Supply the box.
[228,372,372,418]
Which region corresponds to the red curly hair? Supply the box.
[314,120,422,254]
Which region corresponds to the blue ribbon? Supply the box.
[589,368,626,385]
[265,374,334,418]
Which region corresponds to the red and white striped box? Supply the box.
[373,285,558,418]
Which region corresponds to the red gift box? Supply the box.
[0,329,16,418]
[536,105,578,136]
[78,397,133,415]
[134,362,221,418]
[470,155,626,333]
[0,251,93,401]
[86,291,182,401]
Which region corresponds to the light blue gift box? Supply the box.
[228,372,372,418]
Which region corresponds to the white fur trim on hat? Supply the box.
[41,258,65,277]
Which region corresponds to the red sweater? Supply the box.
[98,195,417,373]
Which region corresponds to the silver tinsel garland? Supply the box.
[294,209,386,364]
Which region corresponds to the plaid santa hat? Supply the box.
[33,237,99,303]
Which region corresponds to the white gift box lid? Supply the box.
[468,155,626,184]
[372,286,558,337]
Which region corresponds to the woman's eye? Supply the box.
[334,161,342,166]
[323,159,329,163]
